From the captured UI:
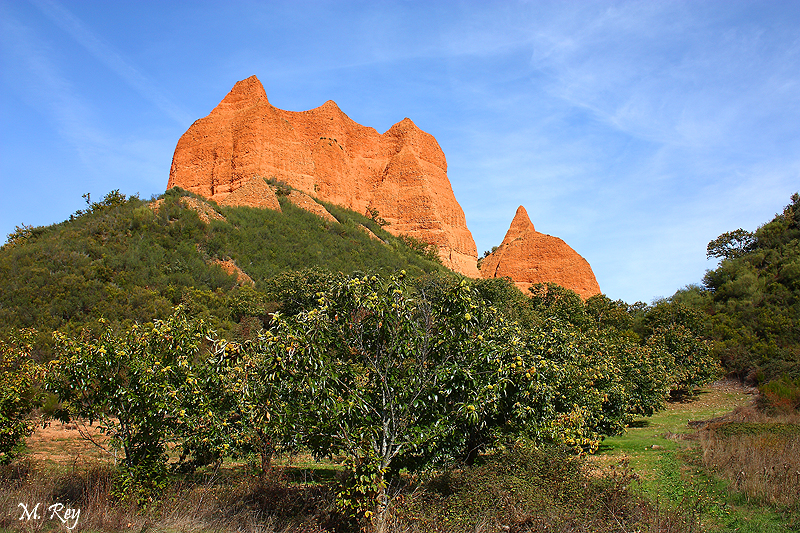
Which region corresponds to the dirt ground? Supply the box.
[25,419,116,468]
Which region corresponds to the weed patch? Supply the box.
[700,422,800,512]
[390,445,690,533]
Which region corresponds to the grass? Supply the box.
[595,380,799,532]
[596,381,751,473]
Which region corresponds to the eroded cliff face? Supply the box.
[167,76,479,276]
[480,206,601,299]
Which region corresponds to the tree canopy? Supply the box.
[701,193,800,384]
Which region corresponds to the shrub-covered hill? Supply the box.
[672,193,800,390]
[704,193,800,386]
[0,187,446,347]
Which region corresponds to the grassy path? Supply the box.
[594,381,796,532]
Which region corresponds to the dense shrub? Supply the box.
[701,193,800,385]
[46,310,213,498]
[0,330,41,464]
[759,375,800,412]
[395,444,669,533]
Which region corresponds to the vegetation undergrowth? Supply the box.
[389,444,692,533]
[1,444,702,533]
[3,190,799,531]
[598,382,799,532]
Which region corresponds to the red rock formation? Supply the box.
[149,197,226,224]
[213,259,255,286]
[168,76,478,276]
[358,224,382,242]
[219,177,281,211]
[480,206,601,299]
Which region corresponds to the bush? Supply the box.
[0,330,41,464]
[46,310,213,499]
[759,375,800,412]
[394,444,669,533]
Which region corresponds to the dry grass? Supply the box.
[698,405,800,510]
[1,421,340,532]
[0,460,337,532]
[24,420,115,467]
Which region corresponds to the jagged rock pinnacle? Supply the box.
[481,206,601,299]
[167,76,479,276]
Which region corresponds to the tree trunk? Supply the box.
[464,427,483,466]
[373,481,389,533]
[255,429,274,479]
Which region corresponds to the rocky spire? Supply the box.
[502,205,535,245]
[481,206,601,299]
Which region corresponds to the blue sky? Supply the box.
[2,0,798,304]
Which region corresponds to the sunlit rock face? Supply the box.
[480,206,601,299]
[167,76,479,276]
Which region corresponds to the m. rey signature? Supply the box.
[18,502,81,530]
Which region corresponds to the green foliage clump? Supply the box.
[758,375,800,412]
[3,224,45,249]
[484,280,716,407]
[700,193,800,385]
[0,330,41,464]
[46,311,211,498]
[396,234,442,264]
[399,444,653,532]
[707,228,756,260]
[638,300,719,396]
[282,273,505,520]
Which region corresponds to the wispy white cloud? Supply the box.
[27,0,193,126]
[524,1,800,153]
[1,13,110,163]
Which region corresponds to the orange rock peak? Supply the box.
[502,205,535,245]
[168,76,479,276]
[481,206,601,299]
[215,75,269,111]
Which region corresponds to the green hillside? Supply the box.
[0,187,446,349]
[664,193,800,414]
